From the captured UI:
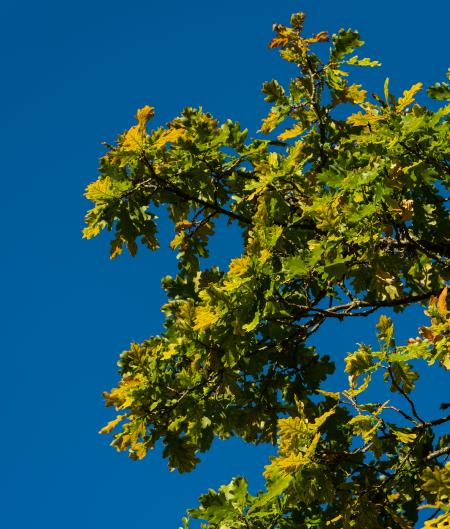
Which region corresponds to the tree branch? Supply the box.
[387,365,425,425]
[424,445,450,462]
[138,157,252,224]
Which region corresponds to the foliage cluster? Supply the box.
[85,12,450,529]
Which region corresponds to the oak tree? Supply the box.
[84,12,450,529]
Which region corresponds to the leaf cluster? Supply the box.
[83,11,450,529]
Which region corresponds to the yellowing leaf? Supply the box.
[396,82,423,112]
[99,415,124,435]
[85,177,114,203]
[313,407,336,429]
[268,24,295,49]
[259,248,271,266]
[169,232,185,250]
[278,123,304,141]
[384,77,390,102]
[110,237,124,260]
[347,111,385,127]
[260,111,283,134]
[349,414,379,441]
[154,128,185,149]
[345,84,367,104]
[327,515,343,526]
[306,31,329,44]
[242,312,260,332]
[193,306,220,331]
[286,140,305,167]
[82,222,102,239]
[132,442,148,460]
[161,342,178,360]
[136,105,155,128]
[267,452,306,476]
[175,220,194,232]
[121,105,155,151]
[228,256,251,277]
[268,152,279,167]
[317,389,341,400]
[391,428,417,444]
[269,37,289,49]
[122,125,146,151]
[305,431,321,459]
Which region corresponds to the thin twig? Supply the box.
[387,365,425,425]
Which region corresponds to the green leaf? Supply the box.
[345,346,374,377]
[282,254,311,277]
[262,79,287,103]
[385,362,419,394]
[346,55,381,67]
[427,81,450,100]
[331,29,364,60]
[422,463,450,499]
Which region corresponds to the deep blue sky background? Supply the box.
[2,1,449,528]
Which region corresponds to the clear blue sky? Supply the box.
[2,1,449,528]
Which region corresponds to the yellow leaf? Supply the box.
[304,431,321,459]
[327,515,343,526]
[224,256,252,291]
[175,220,193,232]
[110,238,124,260]
[437,103,450,117]
[99,415,124,435]
[161,343,178,360]
[278,123,304,141]
[228,256,251,277]
[268,152,278,167]
[132,442,148,460]
[121,105,155,152]
[396,82,423,112]
[193,306,220,331]
[154,127,185,149]
[437,285,448,315]
[122,125,146,151]
[313,407,336,430]
[82,222,102,239]
[384,77,390,102]
[169,232,184,250]
[286,140,305,168]
[392,429,417,444]
[136,105,154,128]
[259,248,271,266]
[345,84,367,104]
[267,452,306,476]
[317,389,341,400]
[268,24,294,49]
[269,37,289,49]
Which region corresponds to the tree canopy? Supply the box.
[84,12,450,529]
